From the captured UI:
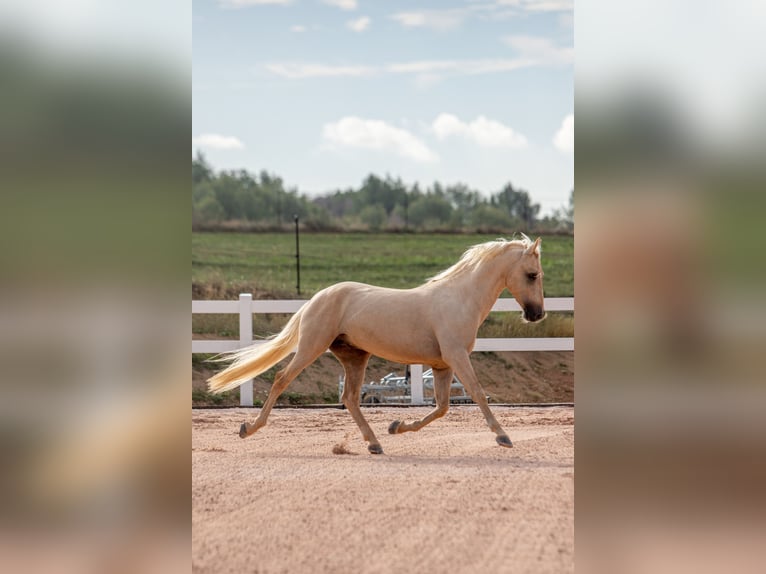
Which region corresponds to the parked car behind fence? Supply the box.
[338,369,475,405]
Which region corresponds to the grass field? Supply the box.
[192,232,574,405]
[192,232,573,298]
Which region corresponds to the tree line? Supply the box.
[192,153,573,233]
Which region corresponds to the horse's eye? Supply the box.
[527,273,538,281]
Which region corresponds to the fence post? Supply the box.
[410,364,424,405]
[239,293,253,407]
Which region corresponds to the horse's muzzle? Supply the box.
[523,305,546,323]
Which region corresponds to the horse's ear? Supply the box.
[526,237,541,256]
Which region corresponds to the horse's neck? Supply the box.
[470,267,507,322]
[442,255,511,324]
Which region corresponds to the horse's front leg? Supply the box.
[388,367,452,435]
[445,351,512,447]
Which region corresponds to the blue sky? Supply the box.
[193,0,573,215]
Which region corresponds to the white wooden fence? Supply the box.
[192,294,574,406]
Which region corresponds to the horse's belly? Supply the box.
[346,331,443,366]
[334,289,444,364]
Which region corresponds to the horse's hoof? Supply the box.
[239,422,248,439]
[368,443,384,455]
[388,420,402,434]
[496,435,513,448]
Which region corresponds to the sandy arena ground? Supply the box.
[192,406,573,574]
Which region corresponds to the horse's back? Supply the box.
[313,280,408,305]
[304,281,442,364]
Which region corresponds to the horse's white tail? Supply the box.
[207,307,304,394]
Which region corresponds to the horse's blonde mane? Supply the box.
[427,234,533,283]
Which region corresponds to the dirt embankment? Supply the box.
[193,350,573,406]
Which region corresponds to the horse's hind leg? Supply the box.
[388,367,453,436]
[331,342,383,454]
[239,341,327,439]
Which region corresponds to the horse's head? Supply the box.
[507,237,546,323]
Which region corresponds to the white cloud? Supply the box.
[390,9,468,31]
[432,114,528,148]
[503,35,573,64]
[263,57,541,81]
[219,0,292,7]
[387,60,460,74]
[290,24,306,33]
[553,114,573,152]
[265,62,375,78]
[192,134,245,150]
[322,116,439,163]
[347,16,370,33]
[387,58,534,76]
[496,0,573,12]
[322,0,356,11]
[389,3,572,29]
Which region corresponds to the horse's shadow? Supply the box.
[379,454,572,470]
[249,451,571,470]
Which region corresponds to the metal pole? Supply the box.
[294,214,300,295]
[404,192,408,231]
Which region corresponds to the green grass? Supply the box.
[192,232,573,298]
[192,232,574,340]
[193,232,574,406]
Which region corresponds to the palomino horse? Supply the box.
[208,236,546,454]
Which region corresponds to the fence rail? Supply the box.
[193,294,574,406]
